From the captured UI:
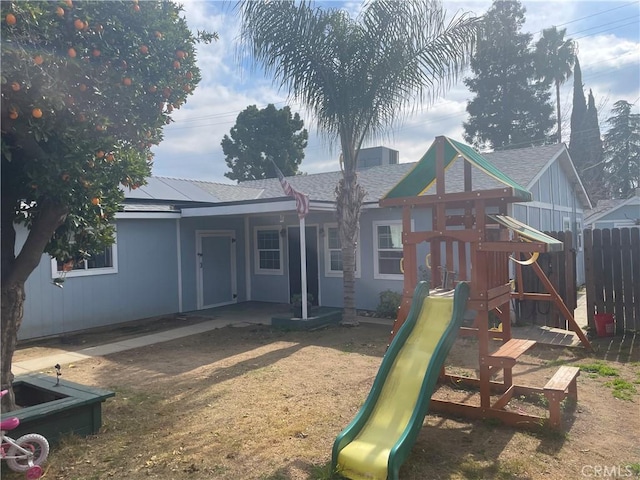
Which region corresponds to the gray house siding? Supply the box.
[516,161,586,284]
[19,142,591,339]
[20,218,180,340]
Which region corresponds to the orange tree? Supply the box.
[1,0,213,409]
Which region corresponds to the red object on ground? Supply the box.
[594,313,615,337]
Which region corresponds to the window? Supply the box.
[323,224,360,277]
[255,227,283,274]
[374,221,403,279]
[50,241,118,279]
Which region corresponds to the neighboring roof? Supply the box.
[584,193,640,225]
[383,137,532,201]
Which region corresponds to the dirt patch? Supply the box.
[4,323,640,480]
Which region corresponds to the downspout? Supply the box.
[245,216,251,301]
[176,217,183,313]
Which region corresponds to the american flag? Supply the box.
[270,159,309,219]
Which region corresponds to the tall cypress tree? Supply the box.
[568,57,587,151]
[569,60,606,201]
[603,100,640,198]
[576,90,605,201]
[463,0,554,150]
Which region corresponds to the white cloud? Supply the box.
[151,0,640,183]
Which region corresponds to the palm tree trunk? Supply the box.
[336,168,365,326]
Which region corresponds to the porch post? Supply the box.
[299,216,308,319]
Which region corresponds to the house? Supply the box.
[584,189,640,229]
[19,139,591,340]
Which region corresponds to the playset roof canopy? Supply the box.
[382,137,532,202]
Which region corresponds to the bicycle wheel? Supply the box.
[6,433,49,472]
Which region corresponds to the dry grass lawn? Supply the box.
[3,321,640,480]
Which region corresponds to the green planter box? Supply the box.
[272,306,342,330]
[1,373,114,445]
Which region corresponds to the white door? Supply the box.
[196,231,237,309]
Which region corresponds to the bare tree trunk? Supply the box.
[0,198,68,411]
[1,282,25,411]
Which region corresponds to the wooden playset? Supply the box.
[379,136,591,428]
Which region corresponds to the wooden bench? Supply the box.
[544,366,580,428]
[484,339,536,368]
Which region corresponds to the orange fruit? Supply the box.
[56,7,65,17]
[139,45,148,54]
[74,18,84,29]
[78,83,87,92]
[105,153,115,162]
[33,55,44,65]
[133,4,140,12]
[185,71,193,80]
[11,81,20,91]
[96,150,105,158]
[9,110,18,120]
[172,60,180,69]
[175,50,186,59]
[154,31,162,39]
[91,197,100,206]
[162,87,171,98]
[32,108,43,118]
[61,173,70,181]
[65,0,73,7]
[6,13,16,25]
[148,85,157,93]
[78,113,86,122]
[123,77,132,86]
[68,47,77,58]
[92,49,101,57]
[183,84,191,93]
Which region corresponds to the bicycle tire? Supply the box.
[6,433,49,472]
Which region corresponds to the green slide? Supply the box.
[332,281,470,480]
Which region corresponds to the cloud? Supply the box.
[151,0,640,183]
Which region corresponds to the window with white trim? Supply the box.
[374,221,403,279]
[51,240,118,278]
[323,224,360,277]
[254,227,283,274]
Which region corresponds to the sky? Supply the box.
[150,0,640,184]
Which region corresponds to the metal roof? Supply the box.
[122,140,591,211]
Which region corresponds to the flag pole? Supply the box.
[299,216,308,320]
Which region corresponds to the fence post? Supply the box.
[584,229,595,329]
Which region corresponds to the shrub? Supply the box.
[376,290,402,318]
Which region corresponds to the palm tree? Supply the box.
[534,26,576,144]
[237,0,479,324]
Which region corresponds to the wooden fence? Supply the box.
[584,228,640,333]
[517,231,576,328]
